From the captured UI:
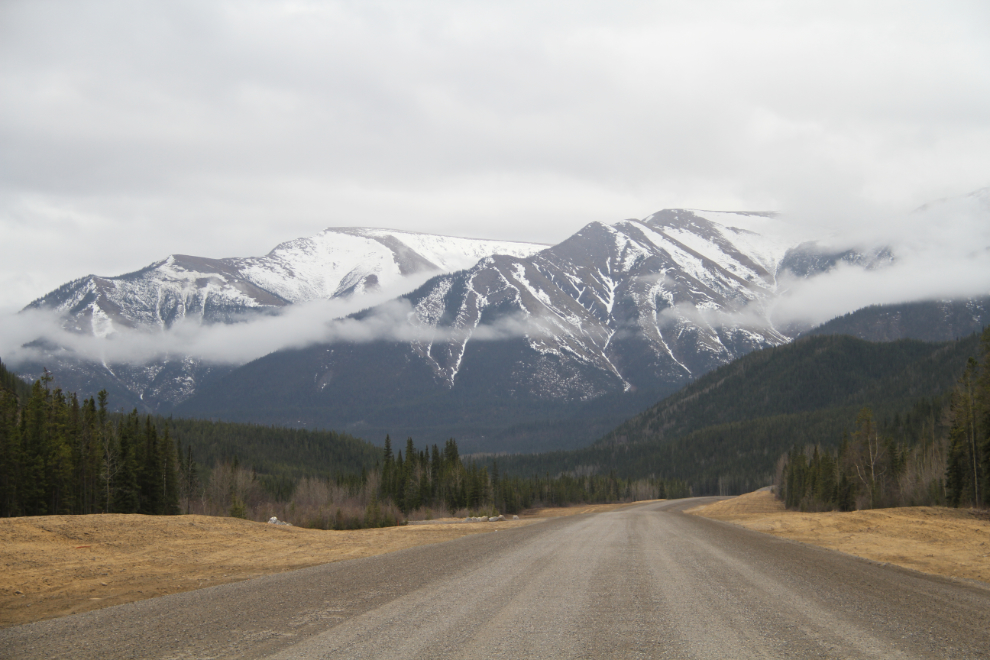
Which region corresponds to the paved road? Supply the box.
[3,498,989,659]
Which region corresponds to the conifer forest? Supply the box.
[778,328,990,511]
[0,360,677,528]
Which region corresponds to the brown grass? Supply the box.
[0,513,534,628]
[690,490,990,584]
[0,501,660,628]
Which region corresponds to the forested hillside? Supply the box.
[161,418,382,482]
[802,297,989,342]
[491,332,985,495]
[780,329,990,511]
[604,333,978,446]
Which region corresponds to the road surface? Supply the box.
[3,498,989,658]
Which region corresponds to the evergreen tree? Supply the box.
[836,434,857,511]
[177,441,199,514]
[161,428,181,515]
[381,435,394,502]
[20,380,49,515]
[946,358,980,507]
[139,417,162,514]
[0,381,23,516]
[978,327,990,506]
[114,412,141,513]
[75,396,100,514]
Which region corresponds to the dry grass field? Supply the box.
[690,490,990,585]
[0,501,652,628]
[10,495,983,630]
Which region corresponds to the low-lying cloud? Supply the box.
[771,192,990,328]
[0,296,540,372]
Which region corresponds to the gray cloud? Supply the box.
[1,0,989,318]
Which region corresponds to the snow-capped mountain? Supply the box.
[10,197,986,452]
[174,208,881,451]
[27,227,547,335]
[404,209,794,397]
[17,228,546,410]
[15,207,914,451]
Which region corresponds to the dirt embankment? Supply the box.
[0,500,653,628]
[690,491,990,584]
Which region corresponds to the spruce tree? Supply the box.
[946,361,979,507]
[161,428,181,515]
[381,435,394,501]
[139,417,162,514]
[979,327,990,506]
[114,412,141,514]
[0,384,23,516]
[836,434,857,511]
[20,380,49,514]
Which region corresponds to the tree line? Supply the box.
[0,368,181,517]
[779,328,990,511]
[378,435,683,518]
[1,361,681,527]
[195,435,685,531]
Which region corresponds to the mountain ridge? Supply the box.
[18,227,547,410]
[15,205,977,456]
[171,208,877,451]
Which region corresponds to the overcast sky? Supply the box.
[2,0,989,313]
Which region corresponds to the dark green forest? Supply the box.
[780,329,990,511]
[491,332,987,497]
[0,360,677,527]
[0,366,181,517]
[801,297,989,343]
[160,417,383,482]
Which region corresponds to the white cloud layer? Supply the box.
[772,191,990,327]
[1,1,988,329]
[1,297,541,368]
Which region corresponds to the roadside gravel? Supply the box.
[3,498,989,659]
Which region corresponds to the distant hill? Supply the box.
[801,297,988,343]
[492,332,982,494]
[601,332,978,446]
[161,417,383,482]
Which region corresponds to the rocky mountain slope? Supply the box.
[174,209,894,451]
[26,227,546,333]
[17,228,546,409]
